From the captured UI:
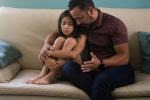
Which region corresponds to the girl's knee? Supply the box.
[53,36,66,49]
[55,36,66,43]
[64,37,77,46]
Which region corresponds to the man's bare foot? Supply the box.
[34,73,56,85]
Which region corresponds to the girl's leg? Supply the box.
[56,37,77,66]
[43,36,66,69]
[26,65,49,84]
[44,36,66,70]
[36,37,77,85]
[26,37,65,84]
[35,37,66,84]
[52,36,66,50]
[35,65,61,85]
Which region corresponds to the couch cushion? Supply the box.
[0,70,150,99]
[138,31,150,73]
[0,70,90,100]
[0,7,64,69]
[113,71,150,98]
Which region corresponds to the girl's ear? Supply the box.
[88,7,93,16]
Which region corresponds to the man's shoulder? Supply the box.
[103,13,123,22]
[103,12,125,26]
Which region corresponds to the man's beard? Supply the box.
[79,15,93,27]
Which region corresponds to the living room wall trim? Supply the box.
[0,0,150,9]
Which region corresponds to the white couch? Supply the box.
[0,7,150,100]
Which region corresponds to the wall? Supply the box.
[0,0,150,9]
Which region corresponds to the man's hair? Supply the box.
[68,0,95,10]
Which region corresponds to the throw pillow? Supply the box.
[0,40,22,69]
[138,31,150,73]
[0,62,21,83]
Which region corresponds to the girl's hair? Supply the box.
[58,10,79,38]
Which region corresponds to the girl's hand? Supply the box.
[45,58,58,70]
[39,44,53,63]
[45,50,53,57]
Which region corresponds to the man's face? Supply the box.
[70,7,92,26]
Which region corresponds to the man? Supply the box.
[39,0,135,100]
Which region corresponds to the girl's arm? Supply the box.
[44,32,59,45]
[39,32,58,64]
[47,34,87,59]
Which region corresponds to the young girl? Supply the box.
[26,10,87,85]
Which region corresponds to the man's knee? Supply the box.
[62,61,81,75]
[92,73,110,89]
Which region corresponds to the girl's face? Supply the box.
[61,16,74,36]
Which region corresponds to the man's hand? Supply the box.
[81,52,101,72]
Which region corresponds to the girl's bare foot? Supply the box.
[26,75,44,84]
[26,66,50,84]
[35,73,56,85]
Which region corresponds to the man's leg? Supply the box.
[62,61,93,96]
[91,65,135,100]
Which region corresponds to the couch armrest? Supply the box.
[0,62,21,83]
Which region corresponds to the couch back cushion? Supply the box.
[100,8,150,70]
[0,7,150,69]
[0,7,63,69]
[138,32,150,73]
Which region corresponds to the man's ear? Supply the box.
[88,7,94,16]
